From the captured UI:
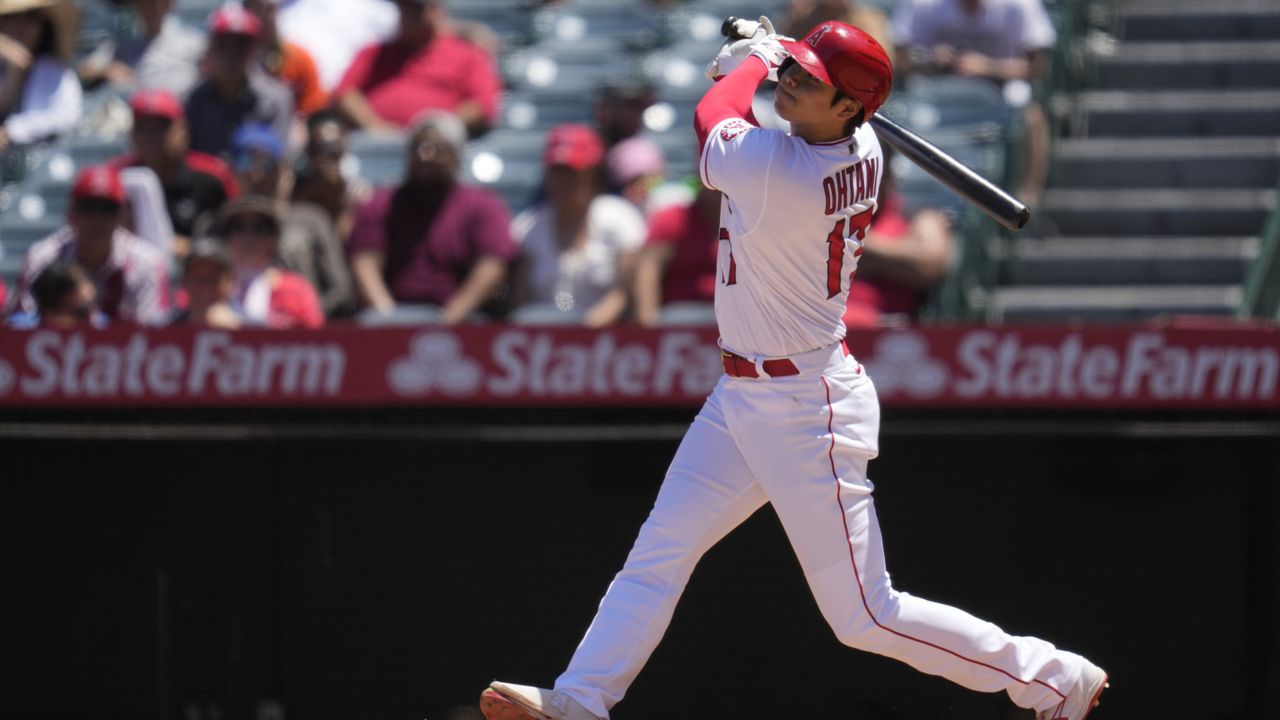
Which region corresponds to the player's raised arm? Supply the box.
[694,18,787,149]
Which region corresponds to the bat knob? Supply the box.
[720,16,741,38]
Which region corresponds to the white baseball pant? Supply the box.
[554,343,1090,718]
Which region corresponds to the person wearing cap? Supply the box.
[18,165,170,326]
[228,121,355,318]
[112,89,239,257]
[348,111,514,325]
[0,0,81,157]
[509,123,646,327]
[76,0,206,99]
[184,4,293,158]
[217,195,323,329]
[332,0,500,137]
[605,136,667,216]
[172,237,240,329]
[241,0,326,116]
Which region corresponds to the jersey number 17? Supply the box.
[719,208,871,298]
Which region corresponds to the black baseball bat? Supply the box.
[720,17,1031,230]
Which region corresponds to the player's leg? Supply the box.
[726,361,1100,714]
[550,382,768,718]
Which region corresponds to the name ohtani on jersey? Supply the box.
[699,117,883,359]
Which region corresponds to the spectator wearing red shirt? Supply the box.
[112,89,238,258]
[218,195,324,328]
[632,185,720,327]
[19,166,170,326]
[843,154,953,327]
[349,112,515,325]
[333,0,500,137]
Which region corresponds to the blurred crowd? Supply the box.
[0,0,1057,331]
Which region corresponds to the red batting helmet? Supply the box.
[780,21,893,119]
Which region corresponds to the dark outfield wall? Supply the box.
[1,409,1277,720]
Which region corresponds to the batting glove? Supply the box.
[705,15,789,81]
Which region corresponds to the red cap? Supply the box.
[543,123,604,170]
[129,89,184,121]
[780,22,893,120]
[209,6,262,36]
[72,165,126,204]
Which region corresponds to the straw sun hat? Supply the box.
[0,0,77,62]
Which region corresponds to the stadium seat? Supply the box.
[449,0,535,47]
[531,0,663,50]
[504,39,638,95]
[348,132,409,188]
[502,89,596,131]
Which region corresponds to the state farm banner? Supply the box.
[0,324,1277,408]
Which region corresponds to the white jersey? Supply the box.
[700,117,884,359]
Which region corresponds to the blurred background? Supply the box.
[0,0,1278,718]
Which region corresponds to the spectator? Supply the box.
[632,185,720,327]
[276,0,397,92]
[291,109,371,240]
[782,0,895,60]
[594,80,655,148]
[217,195,323,328]
[172,237,240,329]
[19,166,170,326]
[606,136,666,216]
[844,150,953,327]
[18,260,104,329]
[892,0,1056,206]
[0,0,81,158]
[228,122,355,318]
[511,123,646,327]
[76,0,206,98]
[349,112,514,325]
[112,89,238,258]
[242,0,326,116]
[184,5,293,158]
[118,165,174,256]
[333,0,501,137]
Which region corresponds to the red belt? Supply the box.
[721,351,799,378]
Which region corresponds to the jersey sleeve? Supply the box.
[699,118,777,207]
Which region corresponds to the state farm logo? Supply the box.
[387,331,483,397]
[862,330,948,398]
[0,358,14,396]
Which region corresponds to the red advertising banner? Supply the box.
[0,324,1277,409]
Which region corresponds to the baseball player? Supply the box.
[481,19,1107,720]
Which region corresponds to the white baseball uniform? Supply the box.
[550,84,1091,719]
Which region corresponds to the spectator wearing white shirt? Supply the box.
[0,0,80,156]
[892,0,1056,206]
[76,0,206,98]
[276,0,397,92]
[512,124,647,327]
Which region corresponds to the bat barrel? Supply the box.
[870,114,1030,230]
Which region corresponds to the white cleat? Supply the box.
[479,681,603,720]
[1036,663,1109,720]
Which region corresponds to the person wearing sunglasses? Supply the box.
[17,165,170,326]
[216,195,323,329]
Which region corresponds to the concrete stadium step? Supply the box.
[991,284,1242,322]
[1067,90,1280,136]
[1002,237,1258,286]
[1089,41,1280,89]
[1117,0,1280,41]
[1051,137,1280,188]
[1039,188,1276,236]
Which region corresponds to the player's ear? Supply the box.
[837,97,862,121]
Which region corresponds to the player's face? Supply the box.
[773,61,845,126]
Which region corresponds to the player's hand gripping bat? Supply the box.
[721,17,1031,230]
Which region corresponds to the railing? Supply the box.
[1239,174,1280,319]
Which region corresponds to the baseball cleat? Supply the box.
[1035,663,1109,720]
[480,682,602,720]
